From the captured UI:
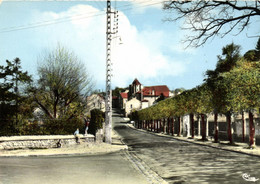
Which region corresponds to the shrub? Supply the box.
[88,109,104,136]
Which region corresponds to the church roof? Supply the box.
[132,78,141,85]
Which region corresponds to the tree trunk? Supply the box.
[201,114,207,141]
[157,120,159,133]
[249,111,255,147]
[206,116,209,137]
[214,112,219,143]
[153,120,156,132]
[53,96,59,119]
[171,117,174,136]
[226,111,233,144]
[167,118,170,134]
[197,116,201,136]
[177,116,181,136]
[190,113,194,139]
[242,111,245,142]
[35,98,53,119]
[163,118,166,133]
[159,119,162,133]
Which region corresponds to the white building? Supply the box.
[86,94,105,115]
[120,78,171,117]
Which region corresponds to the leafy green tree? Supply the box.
[32,44,94,134]
[216,43,241,73]
[222,59,260,147]
[172,88,185,96]
[112,87,126,97]
[244,37,260,61]
[205,43,241,144]
[195,84,212,141]
[0,58,32,135]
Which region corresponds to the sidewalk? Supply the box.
[0,130,128,157]
[128,124,260,157]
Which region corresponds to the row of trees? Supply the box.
[0,45,94,135]
[133,40,260,148]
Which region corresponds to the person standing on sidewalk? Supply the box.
[74,128,80,144]
[84,118,90,135]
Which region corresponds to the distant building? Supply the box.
[125,97,141,116]
[86,94,105,116]
[119,91,128,110]
[120,78,172,116]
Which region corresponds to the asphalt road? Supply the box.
[113,111,260,184]
[0,151,151,184]
[0,110,150,184]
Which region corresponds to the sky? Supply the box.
[0,0,259,92]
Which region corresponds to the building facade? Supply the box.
[120,78,172,116]
[86,94,105,116]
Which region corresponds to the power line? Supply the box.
[0,11,106,33]
[0,0,164,34]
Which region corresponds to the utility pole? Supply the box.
[105,0,112,144]
[105,0,119,144]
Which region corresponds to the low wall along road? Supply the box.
[0,135,95,150]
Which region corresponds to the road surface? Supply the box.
[113,110,260,184]
[0,151,151,184]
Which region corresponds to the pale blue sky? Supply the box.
[0,1,259,91]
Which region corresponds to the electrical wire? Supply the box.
[0,0,165,34]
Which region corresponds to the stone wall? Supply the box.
[0,135,95,150]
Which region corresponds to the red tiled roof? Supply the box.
[132,78,141,85]
[142,85,169,97]
[120,92,128,99]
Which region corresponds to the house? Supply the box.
[86,94,105,116]
[125,97,141,116]
[121,78,172,116]
[119,91,128,110]
[141,85,171,106]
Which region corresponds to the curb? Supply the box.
[0,148,128,158]
[0,142,128,158]
[123,150,168,184]
[127,124,260,158]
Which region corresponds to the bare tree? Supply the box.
[34,44,94,121]
[163,1,260,47]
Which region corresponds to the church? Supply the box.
[119,78,172,117]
